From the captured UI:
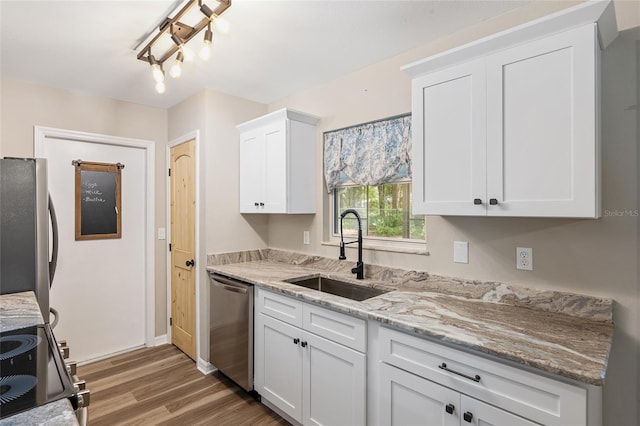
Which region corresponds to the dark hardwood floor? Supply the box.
[77,344,289,426]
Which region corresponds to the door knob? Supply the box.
[185,259,195,267]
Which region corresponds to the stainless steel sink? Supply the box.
[284,275,392,301]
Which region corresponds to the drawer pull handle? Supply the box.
[463,411,473,423]
[445,403,455,415]
[438,363,481,383]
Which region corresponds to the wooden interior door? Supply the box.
[170,140,196,360]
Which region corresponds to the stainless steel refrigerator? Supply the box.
[0,157,58,322]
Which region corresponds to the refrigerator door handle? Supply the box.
[48,194,59,287]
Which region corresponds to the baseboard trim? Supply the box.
[154,334,168,346]
[197,357,216,375]
[77,344,145,366]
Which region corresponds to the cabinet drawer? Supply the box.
[303,304,366,352]
[379,326,586,426]
[256,288,303,327]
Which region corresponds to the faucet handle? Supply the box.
[339,241,346,260]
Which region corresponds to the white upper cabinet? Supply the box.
[404,1,617,218]
[412,59,487,216]
[486,24,598,217]
[238,108,319,214]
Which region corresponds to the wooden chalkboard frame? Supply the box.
[73,160,124,240]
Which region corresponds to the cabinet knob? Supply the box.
[254,202,259,207]
[293,338,300,345]
[473,198,482,205]
[489,198,498,205]
[259,202,265,207]
[445,404,455,415]
[301,341,308,348]
[463,412,473,423]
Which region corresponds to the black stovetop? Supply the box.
[0,324,75,419]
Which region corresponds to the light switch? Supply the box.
[454,241,469,264]
[158,227,166,240]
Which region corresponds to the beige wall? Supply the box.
[0,78,169,337]
[267,3,640,425]
[168,89,267,360]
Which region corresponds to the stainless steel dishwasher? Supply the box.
[209,273,254,391]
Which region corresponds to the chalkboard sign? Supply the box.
[73,160,124,240]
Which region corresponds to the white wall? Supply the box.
[0,78,168,336]
[266,3,640,426]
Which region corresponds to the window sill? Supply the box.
[322,238,429,256]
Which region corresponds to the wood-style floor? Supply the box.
[77,344,289,426]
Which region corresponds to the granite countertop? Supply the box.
[207,249,614,386]
[0,292,79,426]
[0,291,44,332]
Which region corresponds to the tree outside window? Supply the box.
[334,182,425,240]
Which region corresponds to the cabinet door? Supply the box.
[379,363,459,426]
[255,313,303,422]
[263,119,288,213]
[302,331,366,426]
[412,58,487,216]
[460,396,538,426]
[239,129,265,213]
[486,24,598,217]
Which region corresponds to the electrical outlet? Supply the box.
[303,231,310,245]
[516,247,533,271]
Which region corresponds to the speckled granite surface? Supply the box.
[0,292,79,425]
[208,249,613,385]
[0,291,44,332]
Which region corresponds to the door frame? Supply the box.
[34,126,156,347]
[166,130,207,371]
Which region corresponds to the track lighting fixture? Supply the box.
[136,0,231,95]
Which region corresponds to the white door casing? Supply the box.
[34,126,155,363]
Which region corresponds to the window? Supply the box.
[324,113,425,248]
[334,182,425,241]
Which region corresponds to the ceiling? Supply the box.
[0,0,534,109]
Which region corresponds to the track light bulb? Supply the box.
[151,64,164,83]
[170,52,184,78]
[214,16,230,34]
[148,55,164,83]
[181,45,195,62]
[155,81,166,94]
[199,27,213,60]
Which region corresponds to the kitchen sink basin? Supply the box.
[284,275,392,301]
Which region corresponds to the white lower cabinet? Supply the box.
[255,289,366,425]
[376,325,595,426]
[256,313,303,420]
[380,362,536,426]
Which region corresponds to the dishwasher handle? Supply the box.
[210,275,250,294]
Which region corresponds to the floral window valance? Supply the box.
[323,113,412,192]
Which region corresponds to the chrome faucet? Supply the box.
[339,209,364,279]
